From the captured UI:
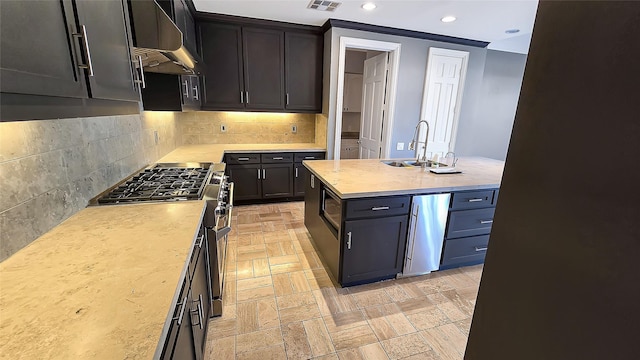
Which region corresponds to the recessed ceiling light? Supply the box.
[505,29,521,34]
[362,2,376,11]
[441,16,456,23]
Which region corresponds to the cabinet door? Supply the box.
[242,27,285,110]
[343,73,363,112]
[285,32,322,111]
[0,0,87,98]
[199,22,245,110]
[190,236,209,360]
[262,163,294,198]
[341,215,408,286]
[75,0,139,101]
[294,163,308,197]
[171,289,197,360]
[227,164,262,201]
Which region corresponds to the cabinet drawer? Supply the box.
[441,235,490,267]
[261,152,294,163]
[450,190,495,210]
[345,196,411,219]
[447,207,496,239]
[294,152,325,162]
[225,153,260,164]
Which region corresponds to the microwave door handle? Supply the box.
[321,190,326,212]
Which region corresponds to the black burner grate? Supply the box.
[98,167,211,204]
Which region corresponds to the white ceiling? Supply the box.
[192,0,539,54]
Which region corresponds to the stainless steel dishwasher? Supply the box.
[402,193,451,276]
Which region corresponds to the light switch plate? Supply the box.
[291,125,297,133]
[221,124,227,132]
[396,142,404,151]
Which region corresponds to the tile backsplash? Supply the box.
[176,111,316,145]
[0,112,179,261]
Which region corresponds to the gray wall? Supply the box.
[323,28,527,161]
[345,50,366,74]
[0,112,179,261]
[455,50,527,160]
[323,27,488,159]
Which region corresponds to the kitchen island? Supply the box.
[303,157,504,287]
[0,201,206,359]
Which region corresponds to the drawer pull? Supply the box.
[238,157,250,161]
[468,198,484,202]
[371,206,390,211]
[474,246,488,252]
[479,220,494,224]
[295,168,298,178]
[272,157,284,160]
[173,296,188,325]
[197,234,205,248]
[304,156,315,159]
[347,231,352,250]
[257,169,261,179]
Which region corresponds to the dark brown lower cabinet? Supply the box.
[225,152,324,202]
[227,164,262,201]
[341,215,408,286]
[294,163,307,197]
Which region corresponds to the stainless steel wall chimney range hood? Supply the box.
[128,0,198,75]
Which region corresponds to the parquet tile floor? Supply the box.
[205,202,482,360]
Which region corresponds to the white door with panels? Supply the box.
[417,48,469,159]
[359,52,389,159]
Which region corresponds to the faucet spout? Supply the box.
[409,120,430,165]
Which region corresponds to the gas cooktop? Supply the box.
[95,163,216,204]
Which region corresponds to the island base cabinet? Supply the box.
[341,215,408,287]
[440,234,490,270]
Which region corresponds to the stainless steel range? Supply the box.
[94,162,233,318]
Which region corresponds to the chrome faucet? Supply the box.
[409,120,430,166]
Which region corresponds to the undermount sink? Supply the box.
[381,160,448,168]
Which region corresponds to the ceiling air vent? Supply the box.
[307,0,341,12]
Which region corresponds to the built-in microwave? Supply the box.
[321,186,342,235]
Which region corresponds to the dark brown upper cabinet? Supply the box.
[242,27,285,110]
[198,18,322,113]
[0,0,139,102]
[285,32,323,112]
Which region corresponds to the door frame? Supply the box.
[418,47,469,156]
[334,37,401,159]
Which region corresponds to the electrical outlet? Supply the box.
[396,142,404,151]
[154,130,159,145]
[291,125,297,133]
[221,124,227,132]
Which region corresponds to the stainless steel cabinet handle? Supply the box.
[304,156,315,159]
[173,296,188,325]
[197,234,205,248]
[262,169,266,179]
[468,198,484,202]
[474,246,488,252]
[371,206,390,211]
[295,167,298,178]
[347,231,352,250]
[183,80,189,97]
[238,157,250,161]
[240,91,244,103]
[191,294,204,330]
[272,157,284,160]
[192,85,199,100]
[286,93,290,105]
[257,169,261,179]
[479,220,494,224]
[246,91,250,104]
[73,25,94,76]
[136,55,146,89]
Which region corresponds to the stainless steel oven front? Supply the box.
[205,182,233,318]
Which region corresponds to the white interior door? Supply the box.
[359,52,389,159]
[417,48,469,159]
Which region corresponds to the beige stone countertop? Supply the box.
[304,157,504,199]
[158,143,326,163]
[0,201,206,360]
